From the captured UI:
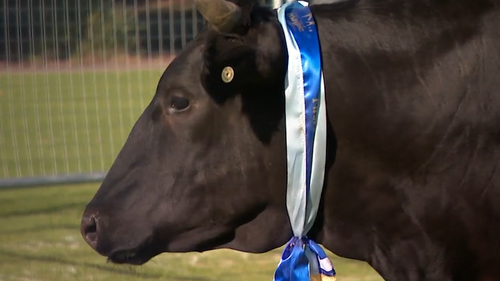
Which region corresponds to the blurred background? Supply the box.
[0,0,382,280]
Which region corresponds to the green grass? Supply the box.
[0,70,383,280]
[0,70,163,178]
[0,184,383,281]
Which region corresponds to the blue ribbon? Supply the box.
[274,2,336,281]
[274,237,310,281]
[291,4,323,203]
[274,237,336,281]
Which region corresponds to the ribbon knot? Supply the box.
[274,237,336,281]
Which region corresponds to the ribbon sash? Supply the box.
[274,1,335,281]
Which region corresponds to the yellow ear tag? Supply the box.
[221,66,234,83]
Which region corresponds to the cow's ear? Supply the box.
[202,32,260,101]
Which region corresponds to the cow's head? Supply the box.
[80,0,292,265]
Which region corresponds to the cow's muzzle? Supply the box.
[80,211,100,250]
[80,208,158,265]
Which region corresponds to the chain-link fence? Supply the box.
[0,0,282,187]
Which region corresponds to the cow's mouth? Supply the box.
[108,249,145,265]
[107,238,159,265]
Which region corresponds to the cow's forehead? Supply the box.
[159,35,207,90]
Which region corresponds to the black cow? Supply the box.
[80,0,500,280]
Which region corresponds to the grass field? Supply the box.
[0,70,384,281]
[0,184,383,281]
[0,69,162,178]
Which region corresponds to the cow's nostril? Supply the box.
[85,220,97,241]
[81,213,99,248]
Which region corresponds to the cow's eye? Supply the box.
[170,96,190,111]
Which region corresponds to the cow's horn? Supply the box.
[192,0,242,33]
